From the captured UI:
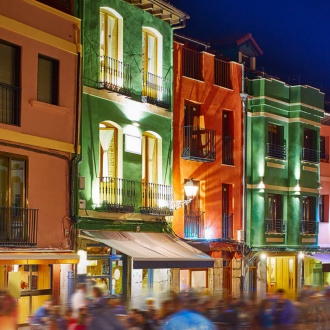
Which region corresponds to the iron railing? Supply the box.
[184,211,205,238]
[265,219,286,234]
[214,59,231,89]
[301,148,320,163]
[142,71,171,109]
[223,136,234,165]
[99,56,132,96]
[99,177,173,215]
[300,220,319,235]
[222,213,233,239]
[182,126,216,162]
[0,207,38,247]
[182,48,202,80]
[266,143,286,160]
[0,82,21,126]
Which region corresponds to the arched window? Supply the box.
[142,27,163,100]
[100,8,123,87]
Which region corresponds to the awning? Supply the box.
[312,254,330,272]
[0,252,80,265]
[80,231,214,269]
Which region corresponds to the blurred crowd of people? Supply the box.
[2,282,330,329]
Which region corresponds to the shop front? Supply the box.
[0,252,79,324]
[77,230,214,307]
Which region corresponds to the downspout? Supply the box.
[240,63,248,297]
[240,63,248,237]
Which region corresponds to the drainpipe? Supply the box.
[240,63,248,297]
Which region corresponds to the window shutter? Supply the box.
[100,12,106,57]
[0,42,15,85]
[108,16,118,60]
[38,56,59,105]
[147,34,156,74]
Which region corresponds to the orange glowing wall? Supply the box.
[172,40,244,240]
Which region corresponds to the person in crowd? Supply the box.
[111,297,128,315]
[160,292,216,330]
[255,298,274,329]
[34,298,53,326]
[0,289,18,330]
[71,283,88,319]
[272,288,297,329]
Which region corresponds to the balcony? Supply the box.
[214,59,231,89]
[0,82,21,126]
[301,148,320,163]
[182,48,202,80]
[142,71,171,109]
[222,213,233,239]
[265,219,286,234]
[99,177,174,216]
[300,220,319,235]
[99,56,132,96]
[0,207,38,247]
[222,136,234,165]
[184,211,205,239]
[266,143,286,160]
[182,126,216,162]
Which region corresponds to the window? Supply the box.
[142,27,163,103]
[214,58,231,88]
[320,136,328,162]
[0,155,26,209]
[302,129,319,163]
[266,194,284,233]
[99,123,117,179]
[0,39,21,125]
[267,123,285,159]
[222,184,233,238]
[319,195,329,222]
[222,111,234,165]
[301,196,318,234]
[37,55,59,105]
[142,132,158,185]
[182,48,202,80]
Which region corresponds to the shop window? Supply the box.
[37,54,59,105]
[86,244,126,298]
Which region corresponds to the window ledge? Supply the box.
[29,100,69,115]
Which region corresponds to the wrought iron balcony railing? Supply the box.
[184,211,205,239]
[222,213,233,239]
[0,82,21,126]
[222,136,234,165]
[182,126,216,162]
[214,59,231,89]
[265,219,286,234]
[99,56,132,96]
[301,148,320,163]
[182,48,202,81]
[300,220,319,235]
[99,177,174,216]
[0,207,38,247]
[266,143,286,160]
[142,71,171,109]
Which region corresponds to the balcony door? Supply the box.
[266,194,282,233]
[0,155,26,240]
[222,111,234,165]
[222,184,233,238]
[142,132,159,207]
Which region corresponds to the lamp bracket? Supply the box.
[170,198,193,210]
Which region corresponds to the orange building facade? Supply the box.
[0,0,80,323]
[172,35,245,297]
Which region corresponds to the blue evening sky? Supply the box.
[170,0,330,95]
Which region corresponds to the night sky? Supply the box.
[170,0,330,97]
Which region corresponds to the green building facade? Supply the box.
[73,0,196,306]
[245,78,324,299]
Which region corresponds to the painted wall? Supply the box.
[320,122,330,246]
[0,0,79,248]
[172,41,244,239]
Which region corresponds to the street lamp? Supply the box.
[171,179,198,210]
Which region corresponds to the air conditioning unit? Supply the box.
[237,230,245,242]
